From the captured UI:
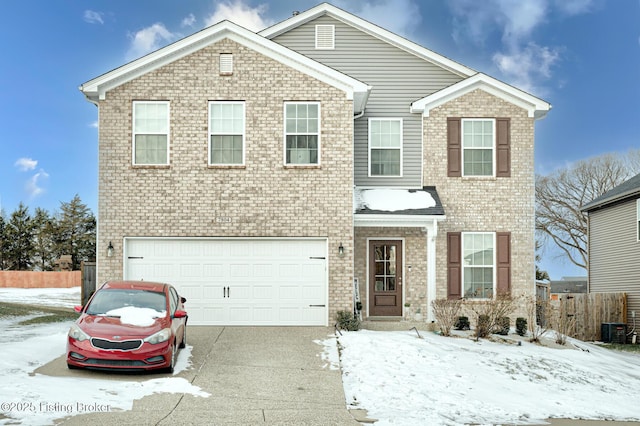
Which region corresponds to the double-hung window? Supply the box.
[369,118,402,177]
[133,101,169,165]
[209,101,245,165]
[462,232,495,299]
[285,102,320,165]
[462,118,494,177]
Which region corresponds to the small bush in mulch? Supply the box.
[336,310,361,331]
[516,317,527,336]
[454,316,470,330]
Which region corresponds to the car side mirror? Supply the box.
[180,297,187,304]
[73,305,83,313]
[173,310,187,319]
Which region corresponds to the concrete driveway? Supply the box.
[39,326,362,425]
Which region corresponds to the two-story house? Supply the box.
[581,173,640,335]
[80,3,550,326]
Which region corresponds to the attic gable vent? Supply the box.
[315,25,335,50]
[220,53,233,75]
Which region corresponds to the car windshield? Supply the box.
[85,289,167,315]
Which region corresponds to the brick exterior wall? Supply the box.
[354,227,428,320]
[96,38,355,322]
[425,89,536,319]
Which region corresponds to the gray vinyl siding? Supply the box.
[271,15,464,188]
[588,199,640,327]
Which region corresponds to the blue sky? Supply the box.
[0,0,638,278]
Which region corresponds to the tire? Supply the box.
[67,363,79,370]
[179,326,186,349]
[165,344,176,374]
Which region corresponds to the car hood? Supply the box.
[77,309,168,338]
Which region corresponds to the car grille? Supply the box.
[91,338,142,351]
[84,358,148,367]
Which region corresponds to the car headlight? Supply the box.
[68,324,90,342]
[144,328,171,345]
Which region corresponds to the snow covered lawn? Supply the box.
[330,329,640,425]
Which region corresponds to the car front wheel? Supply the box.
[165,343,176,374]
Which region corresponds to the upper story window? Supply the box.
[209,101,245,165]
[133,101,169,165]
[284,102,320,165]
[463,232,495,299]
[369,118,402,177]
[315,25,335,49]
[448,118,510,178]
[462,118,494,177]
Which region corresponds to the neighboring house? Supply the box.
[581,173,640,328]
[550,276,587,300]
[80,3,550,326]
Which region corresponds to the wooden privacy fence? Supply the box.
[0,271,80,288]
[556,293,627,341]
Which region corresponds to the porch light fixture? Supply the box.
[107,241,114,258]
[338,242,345,257]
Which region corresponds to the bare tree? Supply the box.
[535,149,640,271]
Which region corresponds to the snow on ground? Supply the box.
[0,288,208,426]
[328,330,640,426]
[0,286,80,309]
[5,287,640,425]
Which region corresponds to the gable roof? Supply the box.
[80,19,371,113]
[259,2,475,78]
[581,172,640,212]
[410,73,551,119]
[260,3,550,120]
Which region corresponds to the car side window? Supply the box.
[169,287,178,314]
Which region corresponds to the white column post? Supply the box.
[426,220,438,323]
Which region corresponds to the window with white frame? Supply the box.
[285,102,319,165]
[462,119,494,176]
[133,101,169,165]
[209,101,245,165]
[463,232,495,299]
[369,118,402,176]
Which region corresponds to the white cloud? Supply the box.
[83,10,104,25]
[449,0,592,96]
[89,121,99,129]
[554,0,595,15]
[181,13,196,28]
[126,23,178,60]
[204,0,273,31]
[335,0,422,37]
[493,43,561,95]
[14,157,37,172]
[25,170,49,199]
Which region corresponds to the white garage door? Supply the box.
[124,238,327,326]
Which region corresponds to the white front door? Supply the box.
[124,238,328,326]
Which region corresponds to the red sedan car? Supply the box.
[67,280,188,373]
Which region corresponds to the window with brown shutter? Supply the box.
[496,232,511,295]
[496,118,511,177]
[447,117,511,177]
[447,118,461,177]
[447,232,462,299]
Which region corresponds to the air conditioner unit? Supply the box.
[601,322,626,344]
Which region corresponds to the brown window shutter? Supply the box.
[447,118,461,177]
[447,232,462,299]
[496,118,510,177]
[496,232,511,295]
